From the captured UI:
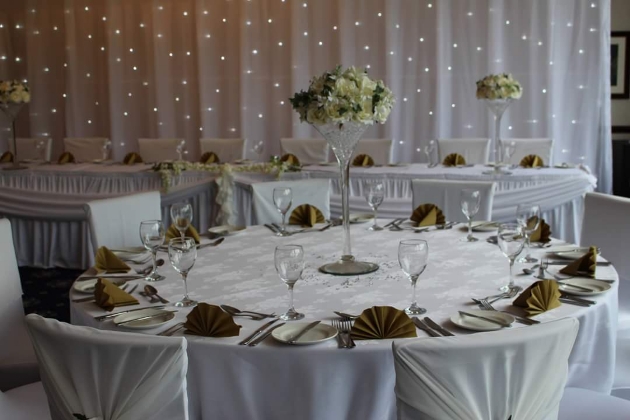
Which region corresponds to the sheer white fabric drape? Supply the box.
[0,0,611,192]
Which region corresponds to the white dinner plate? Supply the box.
[549,246,599,260]
[113,308,176,329]
[450,309,515,332]
[272,322,338,345]
[208,225,246,236]
[558,278,611,296]
[459,221,499,232]
[73,279,98,294]
[345,213,373,224]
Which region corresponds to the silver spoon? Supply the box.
[221,304,274,319]
[144,285,169,304]
[333,311,359,319]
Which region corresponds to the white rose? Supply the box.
[9,91,22,103]
[22,92,30,103]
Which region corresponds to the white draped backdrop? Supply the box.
[0,0,612,192]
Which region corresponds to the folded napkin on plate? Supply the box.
[559,246,597,277]
[0,151,13,163]
[351,306,417,340]
[410,203,446,227]
[57,151,75,164]
[288,204,325,227]
[94,278,138,311]
[165,223,201,244]
[281,153,301,166]
[200,151,220,164]
[184,303,241,337]
[442,153,466,166]
[513,280,561,316]
[352,154,374,167]
[94,246,131,274]
[520,154,544,168]
[123,152,143,164]
[527,216,551,243]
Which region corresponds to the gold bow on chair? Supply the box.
[200,151,220,164]
[410,204,445,226]
[123,152,143,164]
[442,153,466,166]
[352,154,375,167]
[289,204,325,227]
[520,154,544,168]
[57,151,76,164]
[281,153,301,166]
[0,151,13,163]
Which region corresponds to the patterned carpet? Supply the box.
[19,267,82,323]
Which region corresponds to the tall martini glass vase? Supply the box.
[313,121,379,275]
[0,103,27,170]
[484,98,513,174]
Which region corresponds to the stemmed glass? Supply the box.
[461,189,481,242]
[497,223,526,292]
[503,141,516,165]
[273,187,292,236]
[423,140,436,166]
[251,141,265,161]
[101,140,112,161]
[35,140,47,162]
[365,181,385,231]
[516,203,541,263]
[139,220,166,282]
[398,239,429,315]
[170,203,193,239]
[168,237,198,307]
[176,140,187,161]
[274,245,305,320]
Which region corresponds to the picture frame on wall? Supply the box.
[612,31,630,99]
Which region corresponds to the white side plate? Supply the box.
[272,323,338,345]
[114,309,175,329]
[558,278,611,296]
[450,310,515,332]
[73,279,97,294]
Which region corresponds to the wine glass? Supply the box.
[168,237,198,307]
[101,140,112,161]
[398,239,429,315]
[516,203,541,263]
[170,203,193,239]
[139,220,166,282]
[251,141,265,161]
[423,140,436,166]
[503,141,516,165]
[35,140,47,162]
[497,223,526,292]
[365,181,385,231]
[461,189,481,242]
[274,245,305,320]
[273,187,292,236]
[176,140,187,161]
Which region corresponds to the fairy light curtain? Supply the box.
[0,0,612,192]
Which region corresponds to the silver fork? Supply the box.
[340,319,356,348]
[478,299,539,325]
[331,319,347,348]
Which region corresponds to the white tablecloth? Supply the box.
[70,224,618,420]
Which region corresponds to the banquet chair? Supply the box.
[8,138,52,161]
[353,138,392,165]
[85,191,162,251]
[0,219,39,391]
[0,382,50,419]
[411,179,496,223]
[503,138,553,165]
[63,137,109,162]
[26,314,189,420]
[251,179,331,225]
[437,138,490,164]
[392,318,579,420]
[280,138,329,164]
[199,138,245,162]
[138,138,185,162]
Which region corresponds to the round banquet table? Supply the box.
[70,222,618,420]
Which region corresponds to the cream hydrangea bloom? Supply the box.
[476,73,522,100]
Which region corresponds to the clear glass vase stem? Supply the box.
[340,157,352,257]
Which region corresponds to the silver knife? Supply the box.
[546,261,610,266]
[248,323,286,346]
[458,311,510,328]
[72,296,96,303]
[560,297,591,307]
[94,305,166,321]
[560,294,595,305]
[264,224,279,234]
[288,321,321,344]
[556,281,594,293]
[238,318,279,345]
[412,317,441,337]
[114,311,177,326]
[423,317,454,336]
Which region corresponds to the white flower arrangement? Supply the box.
[290,65,394,126]
[0,80,30,104]
[476,73,522,100]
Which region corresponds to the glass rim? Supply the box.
[399,239,428,246]
[498,222,521,229]
[273,186,292,192]
[275,244,303,251]
[168,236,197,244]
[140,219,162,224]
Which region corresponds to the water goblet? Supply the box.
[516,203,541,263]
[497,223,526,292]
[365,182,385,231]
[252,141,265,161]
[461,189,481,242]
[139,220,166,282]
[398,239,429,315]
[274,244,305,320]
[168,237,198,307]
[423,140,436,166]
[175,140,187,161]
[503,141,516,164]
[101,140,112,161]
[273,187,292,236]
[170,203,193,239]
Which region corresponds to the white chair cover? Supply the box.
[1,382,50,419]
[437,138,491,164]
[85,191,162,251]
[138,138,184,162]
[63,138,109,162]
[504,138,554,165]
[251,179,331,225]
[280,138,329,164]
[353,139,392,165]
[559,387,630,419]
[26,315,189,420]
[0,219,38,391]
[411,179,496,223]
[199,138,245,162]
[9,138,52,161]
[392,318,579,420]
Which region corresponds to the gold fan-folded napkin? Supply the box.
[57,151,75,164]
[559,246,597,277]
[513,280,561,316]
[123,152,143,164]
[94,278,139,311]
[527,216,551,243]
[350,306,417,340]
[442,153,466,166]
[184,303,241,337]
[410,204,446,227]
[165,223,201,244]
[0,151,13,163]
[200,151,220,164]
[520,154,544,168]
[281,153,301,166]
[289,204,325,227]
[352,154,375,167]
[94,246,130,274]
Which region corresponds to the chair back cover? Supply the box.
[437,138,490,164]
[411,179,495,223]
[63,138,109,162]
[393,318,579,420]
[280,138,329,164]
[138,138,184,162]
[9,138,52,161]
[504,138,553,165]
[85,191,162,251]
[251,179,331,225]
[26,314,189,420]
[353,139,392,165]
[199,138,245,162]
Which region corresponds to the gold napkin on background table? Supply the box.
[352,154,374,167]
[513,280,561,316]
[410,204,446,226]
[442,153,466,166]
[123,152,143,164]
[519,154,544,168]
[200,151,220,164]
[559,246,597,277]
[289,204,325,227]
[0,151,13,162]
[94,278,138,311]
[281,153,301,166]
[165,223,202,244]
[527,216,551,243]
[351,306,417,340]
[94,246,131,274]
[57,151,75,164]
[184,303,241,337]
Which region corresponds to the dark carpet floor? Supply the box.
[19,267,83,323]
